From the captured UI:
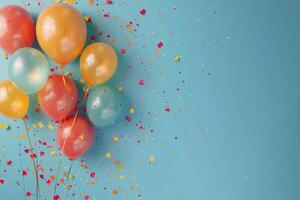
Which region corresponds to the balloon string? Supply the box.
[53,87,90,197]
[52,75,69,197]
[62,75,68,125]
[23,118,40,200]
[70,87,90,129]
[17,140,26,200]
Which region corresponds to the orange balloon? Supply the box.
[0,80,29,119]
[80,43,118,87]
[36,4,87,65]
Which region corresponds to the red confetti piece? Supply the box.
[106,0,112,4]
[22,170,27,176]
[157,41,164,48]
[6,160,12,166]
[140,9,146,15]
[90,172,96,178]
[85,196,90,200]
[125,116,131,122]
[30,153,36,159]
[138,79,144,85]
[26,192,31,197]
[91,35,96,41]
[104,12,109,17]
[165,106,170,112]
[40,174,44,179]
[46,179,52,185]
[53,195,60,200]
[121,48,126,54]
[40,151,45,156]
[0,179,4,184]
[24,149,29,153]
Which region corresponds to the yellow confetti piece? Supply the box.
[50,150,57,156]
[69,174,75,179]
[20,133,25,140]
[113,136,119,142]
[84,16,91,22]
[117,86,123,92]
[56,0,62,3]
[65,0,75,5]
[0,122,2,129]
[2,52,7,60]
[149,155,155,163]
[119,175,125,180]
[48,123,54,130]
[174,55,181,62]
[130,106,135,114]
[32,123,37,128]
[65,71,72,76]
[4,124,9,129]
[38,122,44,128]
[118,166,124,172]
[105,152,111,159]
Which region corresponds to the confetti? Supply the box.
[138,79,144,85]
[90,172,96,178]
[149,155,155,163]
[140,9,146,15]
[65,0,75,5]
[130,106,135,114]
[112,189,118,195]
[174,55,181,62]
[157,41,164,48]
[105,152,112,159]
[113,135,119,142]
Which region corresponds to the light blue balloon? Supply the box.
[86,85,124,127]
[8,48,50,94]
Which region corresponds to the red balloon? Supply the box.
[38,74,78,121]
[0,5,35,54]
[57,116,94,160]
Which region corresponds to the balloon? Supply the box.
[0,5,35,54]
[36,4,87,65]
[80,43,118,87]
[86,85,123,127]
[8,48,50,94]
[0,80,29,119]
[38,74,78,121]
[57,116,94,160]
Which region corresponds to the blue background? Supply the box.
[0,0,300,199]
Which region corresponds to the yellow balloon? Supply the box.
[80,43,118,87]
[36,3,87,65]
[0,80,29,119]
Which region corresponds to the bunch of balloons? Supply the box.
[0,4,124,160]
